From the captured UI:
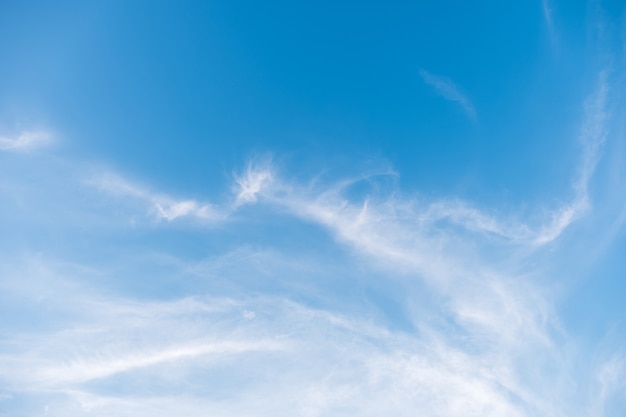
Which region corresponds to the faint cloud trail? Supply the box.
[38,340,285,385]
[542,0,558,47]
[234,159,274,205]
[238,67,610,249]
[89,172,224,222]
[0,130,53,152]
[3,58,612,415]
[533,70,609,244]
[88,67,609,244]
[419,69,477,120]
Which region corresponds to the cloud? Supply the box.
[87,158,277,224]
[234,159,274,205]
[19,69,603,416]
[0,130,53,152]
[88,159,277,223]
[89,172,224,222]
[237,67,608,249]
[1,115,624,416]
[85,70,608,244]
[38,340,285,385]
[0,256,621,417]
[0,52,620,417]
[533,70,608,244]
[542,0,558,46]
[419,69,477,120]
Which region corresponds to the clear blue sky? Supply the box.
[1,1,625,416]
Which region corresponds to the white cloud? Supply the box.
[0,59,619,417]
[20,69,605,417]
[258,71,610,248]
[234,160,274,205]
[89,172,224,222]
[0,116,623,415]
[419,69,477,120]
[532,71,609,245]
[542,0,558,46]
[88,160,277,223]
[0,264,616,417]
[37,339,285,385]
[0,130,53,152]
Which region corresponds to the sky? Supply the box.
[1,0,626,416]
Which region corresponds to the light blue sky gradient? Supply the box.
[1,1,626,416]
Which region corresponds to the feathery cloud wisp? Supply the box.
[419,69,477,120]
[0,246,622,417]
[89,172,224,222]
[0,130,53,152]
[234,161,274,205]
[533,71,608,244]
[542,0,558,47]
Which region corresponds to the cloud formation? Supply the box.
[85,69,608,245]
[0,68,610,417]
[89,172,223,222]
[0,247,622,417]
[542,0,558,46]
[532,71,608,244]
[419,69,477,120]
[0,130,53,152]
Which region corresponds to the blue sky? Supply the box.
[1,0,626,416]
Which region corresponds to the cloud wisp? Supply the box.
[533,71,609,244]
[89,172,224,222]
[419,69,477,120]
[0,244,622,417]
[236,70,610,248]
[0,48,620,417]
[542,0,558,47]
[0,130,53,152]
[87,68,608,244]
[1,163,623,415]
[14,65,611,415]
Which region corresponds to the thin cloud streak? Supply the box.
[94,68,607,243]
[0,66,619,417]
[240,70,609,247]
[0,262,620,417]
[41,70,608,417]
[89,173,224,222]
[0,130,53,152]
[533,70,608,244]
[419,69,477,120]
[2,117,624,416]
[542,0,558,47]
[37,340,285,385]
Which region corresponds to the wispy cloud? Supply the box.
[419,69,477,120]
[1,145,623,417]
[38,339,285,385]
[88,100,595,243]
[533,70,609,244]
[237,68,609,248]
[542,0,558,47]
[87,69,608,243]
[0,130,53,152]
[0,253,621,417]
[88,159,276,224]
[89,173,224,222]
[0,61,621,417]
[234,159,274,205]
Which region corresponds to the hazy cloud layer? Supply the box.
[89,172,224,222]
[1,5,626,415]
